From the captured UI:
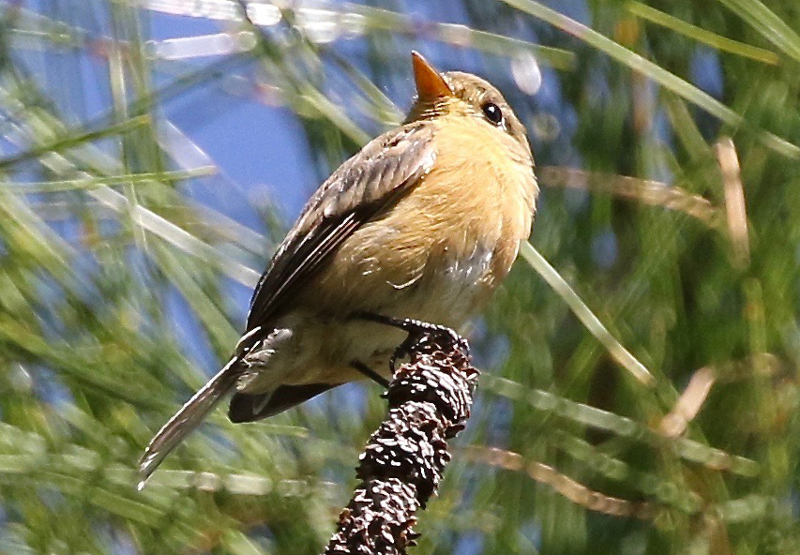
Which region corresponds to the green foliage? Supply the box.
[1,1,799,553]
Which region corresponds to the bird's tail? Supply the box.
[138,356,240,489]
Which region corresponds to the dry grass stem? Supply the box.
[715,138,750,267]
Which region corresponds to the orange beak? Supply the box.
[412,51,452,103]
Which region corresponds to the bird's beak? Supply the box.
[412,51,452,103]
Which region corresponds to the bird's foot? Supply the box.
[351,360,391,388]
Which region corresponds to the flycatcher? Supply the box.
[139,52,538,485]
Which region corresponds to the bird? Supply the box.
[138,52,538,487]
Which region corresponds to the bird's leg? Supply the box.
[352,312,460,372]
[350,360,390,388]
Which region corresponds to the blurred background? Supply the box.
[1,0,800,553]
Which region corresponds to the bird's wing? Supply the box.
[245,122,437,334]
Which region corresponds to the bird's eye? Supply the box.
[481,102,504,126]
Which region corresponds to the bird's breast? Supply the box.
[304,115,536,325]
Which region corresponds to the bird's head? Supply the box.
[406,52,531,157]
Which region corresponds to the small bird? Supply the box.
[139,52,538,486]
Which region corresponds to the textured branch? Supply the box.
[323,329,478,555]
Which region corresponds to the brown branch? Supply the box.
[322,329,478,555]
[659,353,783,437]
[463,446,654,520]
[659,366,717,438]
[538,165,723,228]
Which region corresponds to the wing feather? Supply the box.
[244,122,437,336]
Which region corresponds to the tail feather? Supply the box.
[229,383,336,423]
[138,356,239,489]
